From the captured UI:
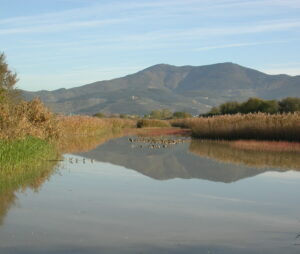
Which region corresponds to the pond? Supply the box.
[0,135,300,254]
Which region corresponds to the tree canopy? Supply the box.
[0,53,18,103]
[204,97,299,116]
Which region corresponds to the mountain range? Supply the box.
[22,62,300,115]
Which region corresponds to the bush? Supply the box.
[0,98,60,140]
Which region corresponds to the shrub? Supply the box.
[0,98,60,140]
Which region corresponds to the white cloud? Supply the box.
[0,18,128,35]
[195,40,289,51]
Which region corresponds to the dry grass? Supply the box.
[171,113,300,141]
[59,116,136,136]
[0,98,60,140]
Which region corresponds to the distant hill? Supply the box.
[22,63,300,115]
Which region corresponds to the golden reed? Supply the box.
[171,113,300,141]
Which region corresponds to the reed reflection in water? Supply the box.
[189,139,300,171]
[0,160,60,226]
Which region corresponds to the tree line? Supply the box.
[203,97,300,116]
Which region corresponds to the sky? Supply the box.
[0,0,300,91]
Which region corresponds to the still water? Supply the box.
[0,135,300,253]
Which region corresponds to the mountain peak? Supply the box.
[21,63,300,115]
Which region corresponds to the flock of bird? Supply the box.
[68,157,94,164]
[128,136,191,149]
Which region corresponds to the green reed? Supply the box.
[0,136,59,192]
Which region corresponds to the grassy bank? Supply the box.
[171,113,300,141]
[0,136,58,192]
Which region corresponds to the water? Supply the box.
[1,135,300,253]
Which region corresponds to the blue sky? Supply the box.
[1,0,300,91]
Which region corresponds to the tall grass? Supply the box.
[171,113,300,141]
[59,116,136,136]
[0,136,59,191]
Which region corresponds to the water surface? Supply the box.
[0,135,300,253]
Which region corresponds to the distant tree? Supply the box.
[279,97,300,113]
[93,112,106,118]
[240,98,279,114]
[119,114,128,118]
[161,109,172,119]
[149,110,162,119]
[219,101,241,114]
[239,98,263,113]
[208,106,221,115]
[259,100,279,114]
[150,109,172,119]
[172,111,192,119]
[0,53,19,103]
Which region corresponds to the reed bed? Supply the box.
[171,113,300,141]
[59,116,136,137]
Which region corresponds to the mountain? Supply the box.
[22,62,300,115]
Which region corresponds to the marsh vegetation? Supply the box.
[171,112,300,141]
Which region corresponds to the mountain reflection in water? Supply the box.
[77,136,300,183]
[1,135,300,254]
